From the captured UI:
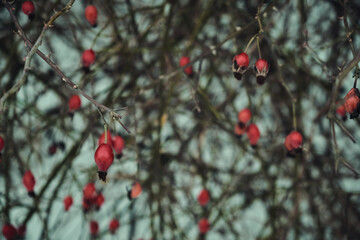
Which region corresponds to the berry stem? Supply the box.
[104,124,108,144]
[256,4,264,34]
[244,34,258,53]
[292,101,297,131]
[256,36,262,59]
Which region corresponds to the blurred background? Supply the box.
[0,0,360,239]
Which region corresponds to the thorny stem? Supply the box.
[1,0,130,134]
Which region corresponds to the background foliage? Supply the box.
[1,0,360,239]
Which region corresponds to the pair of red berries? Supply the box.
[335,88,360,120]
[82,182,105,212]
[179,56,193,76]
[2,224,26,240]
[232,52,269,84]
[23,170,36,197]
[95,131,125,181]
[90,219,120,236]
[22,1,35,19]
[235,108,261,147]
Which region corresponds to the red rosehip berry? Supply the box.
[90,221,99,236]
[179,56,193,76]
[82,199,91,213]
[336,103,347,121]
[2,224,17,240]
[85,5,98,27]
[344,88,360,119]
[95,193,105,210]
[23,170,36,197]
[98,130,113,146]
[83,182,97,201]
[22,1,35,19]
[284,131,303,152]
[63,195,73,211]
[232,52,249,80]
[17,225,26,237]
[94,144,114,182]
[127,182,142,200]
[68,95,81,113]
[0,136,4,152]
[197,189,210,206]
[246,124,260,147]
[255,59,269,85]
[112,135,125,158]
[81,49,96,68]
[238,108,252,127]
[109,219,120,234]
[198,218,210,234]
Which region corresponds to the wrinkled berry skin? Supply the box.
[255,59,269,85]
[232,53,249,80]
[344,88,360,119]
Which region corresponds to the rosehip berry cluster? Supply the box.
[2,224,26,240]
[234,108,261,147]
[284,131,303,156]
[82,182,105,213]
[232,52,269,84]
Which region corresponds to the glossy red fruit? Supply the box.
[238,108,252,126]
[98,130,113,146]
[127,182,142,200]
[94,144,114,182]
[2,224,17,240]
[68,95,81,112]
[246,124,260,147]
[284,131,303,152]
[83,182,96,201]
[344,88,360,119]
[179,56,193,76]
[112,135,125,158]
[198,218,210,234]
[82,49,95,67]
[95,193,105,210]
[23,170,36,197]
[90,221,99,235]
[255,59,269,85]
[64,196,73,211]
[336,103,346,120]
[17,225,26,237]
[197,189,210,206]
[85,5,98,27]
[22,1,35,17]
[109,219,120,234]
[232,53,249,80]
[0,136,4,152]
